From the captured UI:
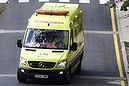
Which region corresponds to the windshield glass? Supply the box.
[24,28,69,49]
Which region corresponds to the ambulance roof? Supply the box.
[39,3,79,16]
[27,3,80,30]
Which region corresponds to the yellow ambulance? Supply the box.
[17,2,84,83]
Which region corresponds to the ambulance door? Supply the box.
[68,29,78,73]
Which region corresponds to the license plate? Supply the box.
[35,75,48,79]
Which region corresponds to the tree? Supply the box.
[105,0,129,11]
[121,0,129,11]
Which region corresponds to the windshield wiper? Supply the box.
[52,50,64,53]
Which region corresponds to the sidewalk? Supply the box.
[116,1,129,85]
[117,2,129,42]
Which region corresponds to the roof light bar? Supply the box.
[36,9,69,15]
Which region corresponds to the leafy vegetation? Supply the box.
[125,42,129,67]
[121,0,129,11]
[0,5,6,14]
[105,0,129,11]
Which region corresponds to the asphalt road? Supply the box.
[0,0,126,86]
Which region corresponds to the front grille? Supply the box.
[28,61,56,68]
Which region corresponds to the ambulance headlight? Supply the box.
[19,56,28,66]
[56,59,67,68]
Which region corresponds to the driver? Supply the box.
[52,36,66,48]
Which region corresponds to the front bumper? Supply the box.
[18,68,69,80]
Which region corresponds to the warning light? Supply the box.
[36,9,69,15]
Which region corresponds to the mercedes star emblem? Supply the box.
[38,62,45,68]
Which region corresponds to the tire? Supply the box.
[17,69,27,83]
[64,69,71,84]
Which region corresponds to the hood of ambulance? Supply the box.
[20,48,69,63]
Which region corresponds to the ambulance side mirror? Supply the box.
[17,39,22,48]
[70,42,77,51]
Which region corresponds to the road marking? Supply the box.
[84,30,118,34]
[110,7,125,86]
[79,0,90,3]
[0,74,126,81]
[0,29,24,33]
[0,0,8,3]
[99,0,110,4]
[59,0,70,2]
[0,29,118,34]
[39,0,49,2]
[19,0,29,3]
[107,80,121,85]
[76,75,126,81]
[0,0,111,4]
[0,74,16,77]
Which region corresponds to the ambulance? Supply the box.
[17,2,84,83]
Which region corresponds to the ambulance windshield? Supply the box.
[24,28,69,49]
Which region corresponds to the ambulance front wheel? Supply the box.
[17,69,27,83]
[64,69,71,84]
